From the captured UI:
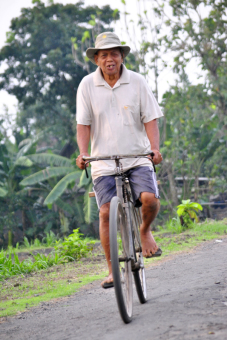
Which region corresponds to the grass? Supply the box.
[0,250,70,280]
[0,219,227,318]
[9,232,59,253]
[0,260,108,318]
[144,218,227,264]
[0,229,96,281]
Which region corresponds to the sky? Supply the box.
[0,0,203,127]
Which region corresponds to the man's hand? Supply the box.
[151,149,163,165]
[76,153,90,170]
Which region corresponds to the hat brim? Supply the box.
[86,44,131,65]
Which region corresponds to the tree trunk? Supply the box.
[194,175,199,202]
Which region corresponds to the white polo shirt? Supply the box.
[76,64,163,180]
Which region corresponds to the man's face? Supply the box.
[94,48,123,77]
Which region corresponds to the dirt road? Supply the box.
[1,238,227,340]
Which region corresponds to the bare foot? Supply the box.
[101,273,113,288]
[140,226,159,257]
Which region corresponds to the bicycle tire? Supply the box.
[130,203,147,304]
[109,196,133,324]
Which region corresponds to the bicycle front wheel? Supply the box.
[130,203,147,304]
[109,196,133,324]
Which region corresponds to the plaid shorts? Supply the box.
[93,166,160,209]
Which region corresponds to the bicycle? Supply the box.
[83,152,155,323]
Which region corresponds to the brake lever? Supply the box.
[150,152,156,173]
[84,161,90,178]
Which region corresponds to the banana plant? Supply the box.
[0,131,45,246]
[20,153,98,224]
[78,168,98,224]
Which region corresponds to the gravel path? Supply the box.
[1,238,227,340]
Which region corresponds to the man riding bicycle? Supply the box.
[76,32,163,288]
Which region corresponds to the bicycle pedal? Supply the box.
[118,256,131,262]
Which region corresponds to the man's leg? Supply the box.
[93,175,116,286]
[140,192,160,257]
[99,202,113,285]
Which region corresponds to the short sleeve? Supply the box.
[76,79,92,125]
[140,78,163,123]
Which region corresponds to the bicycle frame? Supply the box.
[83,152,154,270]
[83,152,152,322]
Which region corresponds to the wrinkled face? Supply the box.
[94,48,124,78]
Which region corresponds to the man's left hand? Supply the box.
[151,149,163,165]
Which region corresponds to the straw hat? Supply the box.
[86,32,130,65]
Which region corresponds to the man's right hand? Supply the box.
[76,153,90,170]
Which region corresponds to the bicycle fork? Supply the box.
[115,176,138,271]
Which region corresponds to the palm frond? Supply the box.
[20,167,74,186]
[44,171,81,205]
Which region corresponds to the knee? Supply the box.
[99,203,110,222]
[141,192,160,211]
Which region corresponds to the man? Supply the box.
[76,32,163,288]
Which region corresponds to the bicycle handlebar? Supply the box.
[82,151,155,179]
[82,151,154,162]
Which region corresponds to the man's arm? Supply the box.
[144,119,162,165]
[76,124,91,169]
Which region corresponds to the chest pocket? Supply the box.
[122,104,140,126]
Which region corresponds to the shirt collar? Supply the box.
[93,64,130,87]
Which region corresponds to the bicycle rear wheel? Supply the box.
[109,196,133,324]
[130,203,147,304]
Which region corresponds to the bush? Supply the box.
[55,229,95,260]
[177,199,203,229]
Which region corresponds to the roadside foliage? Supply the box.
[0,0,226,247]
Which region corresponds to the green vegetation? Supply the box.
[1,218,227,318]
[0,0,226,318]
[0,249,67,281]
[0,229,95,281]
[151,219,227,260]
[21,231,58,249]
[55,229,95,260]
[0,1,116,246]
[0,0,226,245]
[177,200,203,228]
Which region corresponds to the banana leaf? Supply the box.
[78,167,91,187]
[0,187,8,197]
[20,167,74,186]
[14,156,33,168]
[27,153,72,167]
[44,171,81,205]
[55,198,75,215]
[16,131,44,159]
[83,182,98,224]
